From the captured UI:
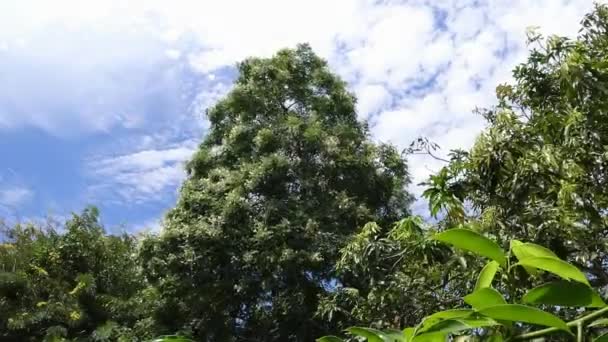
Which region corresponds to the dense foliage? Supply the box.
[1,4,608,341]
[138,44,412,341]
[0,207,155,341]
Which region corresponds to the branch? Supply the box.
[512,306,608,340]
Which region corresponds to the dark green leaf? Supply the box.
[594,332,608,342]
[589,318,608,328]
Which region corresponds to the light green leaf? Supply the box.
[464,288,507,310]
[434,229,506,266]
[475,261,500,290]
[478,304,571,333]
[588,318,608,328]
[346,327,388,342]
[510,240,559,276]
[522,281,605,307]
[422,316,498,335]
[511,240,559,260]
[317,337,345,342]
[412,332,447,342]
[515,257,589,285]
[415,309,473,334]
[403,328,415,341]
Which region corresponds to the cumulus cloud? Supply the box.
[0,0,597,212]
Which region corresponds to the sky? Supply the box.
[0,0,597,233]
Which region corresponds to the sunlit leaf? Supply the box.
[415,309,474,334]
[475,261,500,290]
[515,257,589,285]
[434,229,506,266]
[478,304,571,333]
[522,281,605,307]
[464,288,506,310]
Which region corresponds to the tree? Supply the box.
[424,3,608,293]
[0,207,155,341]
[140,44,412,341]
[321,227,608,341]
[319,3,608,337]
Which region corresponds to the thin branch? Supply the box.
[512,306,608,340]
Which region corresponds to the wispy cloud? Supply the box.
[86,143,196,204]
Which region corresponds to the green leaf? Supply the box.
[434,229,506,266]
[485,332,503,342]
[412,332,447,342]
[464,288,507,310]
[317,337,345,342]
[403,328,415,342]
[478,304,571,333]
[522,281,605,307]
[475,261,500,290]
[594,332,608,342]
[589,318,608,328]
[510,240,559,275]
[423,316,499,335]
[415,309,474,334]
[346,327,389,342]
[515,257,589,285]
[511,240,559,260]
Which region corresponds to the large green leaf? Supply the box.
[478,304,571,333]
[515,257,589,285]
[510,240,559,275]
[415,309,473,335]
[422,316,499,335]
[522,280,605,307]
[475,260,500,290]
[594,332,608,342]
[317,337,345,342]
[412,332,447,342]
[403,328,415,342]
[346,327,391,342]
[434,229,506,266]
[464,288,506,310]
[511,240,559,260]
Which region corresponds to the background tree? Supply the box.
[0,207,154,341]
[139,44,412,341]
[422,2,608,317]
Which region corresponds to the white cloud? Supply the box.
[0,187,33,207]
[87,144,196,204]
[0,0,598,207]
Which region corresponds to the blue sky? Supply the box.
[0,0,595,233]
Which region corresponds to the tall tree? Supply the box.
[140,44,412,341]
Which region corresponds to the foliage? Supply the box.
[320,227,608,341]
[423,3,608,289]
[0,207,156,341]
[139,44,412,341]
[317,217,474,331]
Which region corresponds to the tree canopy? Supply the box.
[139,44,412,341]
